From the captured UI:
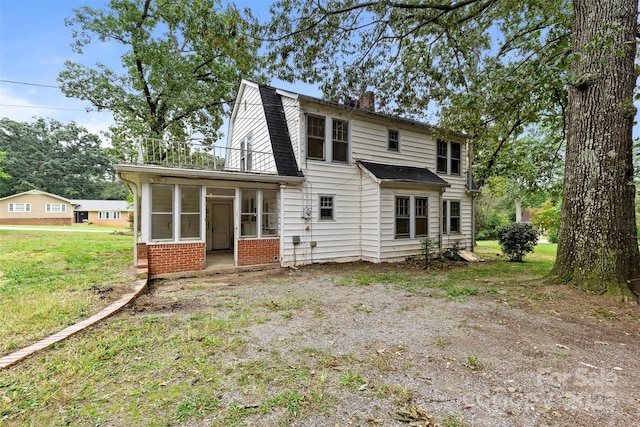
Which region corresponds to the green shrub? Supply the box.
[497,222,538,262]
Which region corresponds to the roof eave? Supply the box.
[113,164,306,185]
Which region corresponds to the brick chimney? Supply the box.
[360,91,375,111]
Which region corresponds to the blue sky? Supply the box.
[0,0,319,139]
[2,1,638,141]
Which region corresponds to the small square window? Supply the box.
[319,195,334,220]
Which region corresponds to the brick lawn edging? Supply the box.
[0,263,149,370]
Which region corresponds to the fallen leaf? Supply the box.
[579,362,599,369]
[394,405,437,426]
[555,344,569,349]
[594,341,609,345]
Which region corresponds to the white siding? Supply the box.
[351,119,438,171]
[441,175,474,250]
[300,162,363,263]
[360,170,380,261]
[227,84,276,173]
[224,87,476,266]
[378,187,442,261]
[279,185,309,266]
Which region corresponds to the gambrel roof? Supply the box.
[258,85,303,177]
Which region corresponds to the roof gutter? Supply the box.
[113,164,306,185]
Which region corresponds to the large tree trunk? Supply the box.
[551,0,640,299]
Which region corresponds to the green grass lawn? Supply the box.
[0,238,560,426]
[0,229,133,355]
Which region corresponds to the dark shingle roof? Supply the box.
[258,85,303,177]
[358,161,450,187]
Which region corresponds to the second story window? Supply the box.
[307,115,325,160]
[388,129,399,151]
[437,139,462,175]
[332,119,349,163]
[240,134,252,172]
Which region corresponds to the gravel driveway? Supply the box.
[137,262,640,426]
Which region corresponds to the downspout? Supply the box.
[280,184,286,266]
[467,138,476,250]
[439,189,444,256]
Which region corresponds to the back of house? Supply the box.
[114,80,479,277]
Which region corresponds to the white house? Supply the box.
[115,80,479,277]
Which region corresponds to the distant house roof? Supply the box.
[357,161,450,187]
[0,189,73,203]
[258,85,303,177]
[71,200,130,212]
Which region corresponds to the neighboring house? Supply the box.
[71,200,132,228]
[0,189,131,227]
[0,190,75,225]
[115,80,480,277]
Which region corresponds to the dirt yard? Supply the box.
[133,260,640,427]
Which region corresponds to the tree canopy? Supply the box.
[58,0,262,161]
[264,0,640,297]
[264,0,571,184]
[0,118,125,199]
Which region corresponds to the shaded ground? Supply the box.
[133,261,640,426]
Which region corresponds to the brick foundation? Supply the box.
[0,218,73,226]
[144,242,206,275]
[237,238,280,266]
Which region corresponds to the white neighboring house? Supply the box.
[115,80,479,277]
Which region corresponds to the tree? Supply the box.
[58,0,262,161]
[0,151,10,182]
[550,0,639,296]
[264,0,640,298]
[0,118,115,199]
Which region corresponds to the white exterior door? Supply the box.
[211,202,231,250]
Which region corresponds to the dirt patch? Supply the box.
[133,262,640,426]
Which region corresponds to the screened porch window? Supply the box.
[180,186,201,239]
[151,185,174,240]
[241,189,278,237]
[241,189,257,237]
[262,189,278,236]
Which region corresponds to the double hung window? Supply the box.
[437,140,461,175]
[388,129,399,151]
[306,115,325,160]
[395,196,429,239]
[306,115,350,163]
[442,200,461,234]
